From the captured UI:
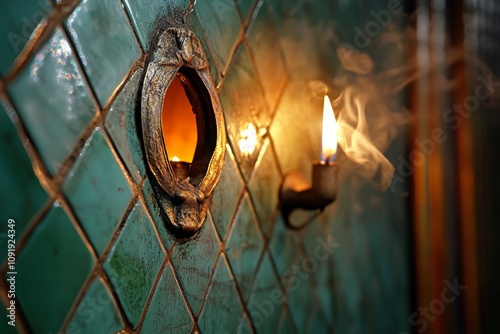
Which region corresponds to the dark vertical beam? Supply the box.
[469,0,500,332]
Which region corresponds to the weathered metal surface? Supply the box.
[142,26,225,236]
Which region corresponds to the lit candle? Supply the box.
[322,95,338,162]
[311,95,339,201]
[278,94,340,227]
[170,156,191,179]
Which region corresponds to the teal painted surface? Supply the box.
[65,277,124,334]
[16,206,95,333]
[247,253,282,333]
[0,0,52,76]
[186,11,222,85]
[66,0,141,106]
[235,0,256,23]
[105,68,146,184]
[225,193,264,301]
[140,263,193,333]
[170,215,220,315]
[277,313,294,334]
[198,255,243,333]
[195,0,241,71]
[104,200,165,328]
[210,145,244,239]
[246,0,288,110]
[62,129,134,255]
[122,0,190,50]
[248,139,281,235]
[269,215,299,283]
[237,315,253,333]
[266,0,323,79]
[0,0,411,333]
[286,260,315,333]
[142,178,175,249]
[0,102,47,262]
[8,28,96,176]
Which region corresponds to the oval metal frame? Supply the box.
[142,27,225,236]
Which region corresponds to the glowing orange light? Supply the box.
[172,156,180,162]
[162,76,197,163]
[322,95,338,162]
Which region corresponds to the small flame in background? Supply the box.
[239,123,258,156]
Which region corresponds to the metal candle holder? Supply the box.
[279,161,339,229]
[170,161,191,180]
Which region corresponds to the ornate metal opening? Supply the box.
[141,27,225,236]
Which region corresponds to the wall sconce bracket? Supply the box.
[280,162,339,229]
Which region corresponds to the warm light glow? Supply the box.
[322,95,338,161]
[162,76,198,163]
[239,123,258,155]
[172,156,180,162]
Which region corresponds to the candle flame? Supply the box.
[322,95,338,162]
[172,156,180,162]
